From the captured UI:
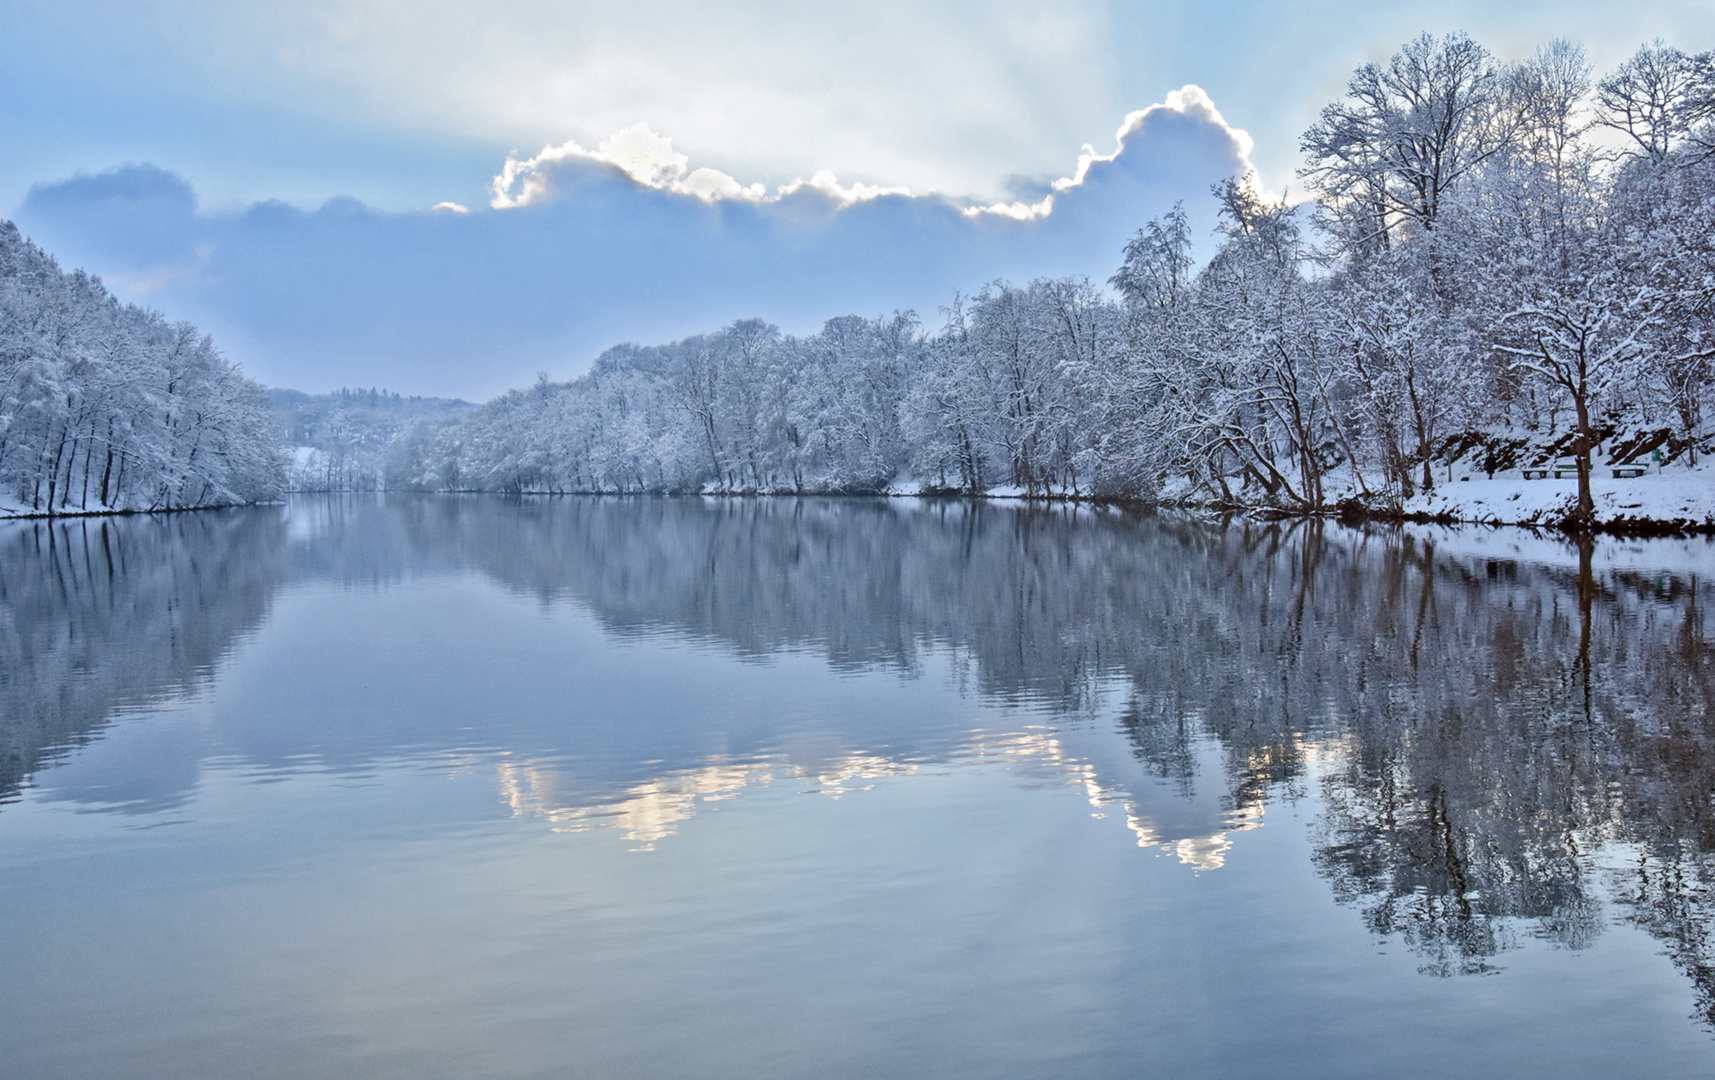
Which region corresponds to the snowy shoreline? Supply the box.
[1383,468,1715,534]
[0,498,280,521]
[917,461,1715,535]
[1343,459,1714,535]
[8,467,1713,537]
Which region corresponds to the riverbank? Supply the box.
[11,465,1713,536]
[1388,463,1715,534]
[952,461,1715,535]
[1137,448,1715,535]
[0,495,279,520]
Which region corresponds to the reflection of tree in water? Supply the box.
[432,497,1714,1018]
[408,499,1715,1009]
[402,495,1177,709]
[0,511,286,803]
[1184,528,1715,1017]
[1299,545,1611,977]
[257,500,1715,1022]
[7,495,1715,1023]
[1606,566,1715,1025]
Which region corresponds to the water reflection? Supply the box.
[498,751,920,851]
[5,495,1715,1024]
[0,511,285,808]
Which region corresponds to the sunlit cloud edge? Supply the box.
[486,84,1256,220]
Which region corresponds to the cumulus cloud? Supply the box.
[490,123,767,209]
[492,86,1253,221]
[490,124,910,210]
[968,86,1255,220]
[14,91,1252,400]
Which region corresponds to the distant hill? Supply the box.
[270,387,478,491]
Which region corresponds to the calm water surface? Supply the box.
[3,495,1715,1078]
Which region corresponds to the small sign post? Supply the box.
[1652,447,1665,474]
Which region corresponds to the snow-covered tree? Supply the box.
[0,222,285,514]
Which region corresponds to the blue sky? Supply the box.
[6,1,1713,398]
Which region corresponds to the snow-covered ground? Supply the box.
[1,498,146,519]
[1399,459,1715,530]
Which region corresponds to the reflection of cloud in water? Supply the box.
[967,724,1264,870]
[1157,805,1265,872]
[500,757,775,850]
[498,752,919,851]
[499,721,1262,867]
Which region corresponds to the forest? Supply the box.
[0,223,284,515]
[380,34,1715,526]
[5,33,1715,522]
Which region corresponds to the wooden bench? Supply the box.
[1521,466,1551,480]
[1611,465,1647,478]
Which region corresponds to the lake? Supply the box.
[3,495,1715,1079]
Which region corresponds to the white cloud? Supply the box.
[966,85,1257,220]
[1108,86,1256,185]
[776,170,913,206]
[204,0,1123,205]
[491,125,903,209]
[594,124,689,188]
[491,123,765,208]
[430,200,469,213]
[491,86,1257,223]
[681,167,762,202]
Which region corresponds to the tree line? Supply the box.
[272,387,475,492]
[382,34,1715,526]
[0,223,284,514]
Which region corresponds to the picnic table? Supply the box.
[1521,459,1579,479]
[1521,458,1649,479]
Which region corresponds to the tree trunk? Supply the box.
[1571,388,1595,528]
